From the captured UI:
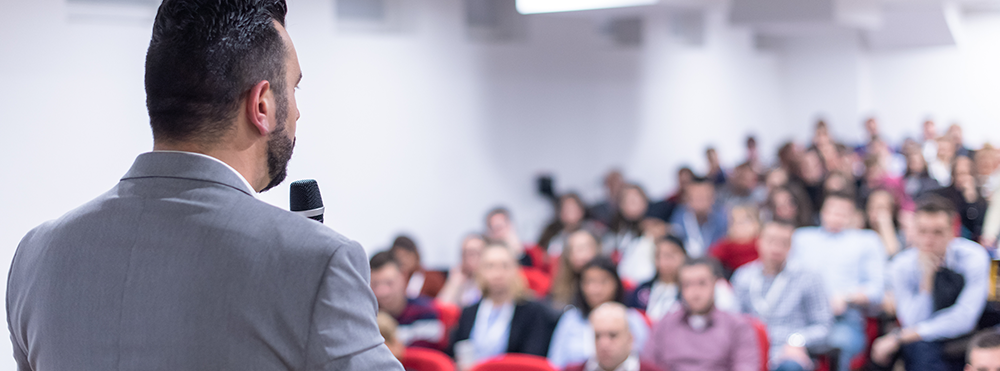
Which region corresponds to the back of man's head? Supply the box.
[146,0,288,144]
[967,330,1000,370]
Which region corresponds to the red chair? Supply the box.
[470,354,557,371]
[401,347,456,371]
[746,316,769,371]
[433,300,461,332]
[521,268,552,297]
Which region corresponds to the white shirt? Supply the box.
[153,151,257,197]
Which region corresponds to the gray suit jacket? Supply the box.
[7,152,404,370]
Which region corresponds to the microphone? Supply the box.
[290,179,324,223]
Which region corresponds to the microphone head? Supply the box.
[290,179,324,223]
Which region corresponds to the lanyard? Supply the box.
[683,210,706,257]
[748,265,790,316]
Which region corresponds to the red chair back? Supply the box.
[520,268,552,298]
[401,347,456,371]
[470,354,556,371]
[433,300,461,331]
[746,316,769,371]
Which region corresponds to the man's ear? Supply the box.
[246,80,273,136]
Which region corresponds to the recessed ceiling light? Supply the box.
[516,0,659,14]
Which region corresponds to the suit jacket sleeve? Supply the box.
[510,301,555,357]
[304,240,403,371]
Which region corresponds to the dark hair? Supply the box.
[968,330,1000,361]
[369,251,399,272]
[655,234,687,256]
[766,186,814,228]
[146,0,289,143]
[915,194,957,220]
[574,256,626,317]
[486,207,510,223]
[390,235,419,255]
[537,193,589,250]
[679,257,723,280]
[610,184,649,236]
[821,190,855,210]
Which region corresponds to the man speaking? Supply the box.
[6,1,403,370]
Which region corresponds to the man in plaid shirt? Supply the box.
[733,220,833,371]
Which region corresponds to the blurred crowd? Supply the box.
[371,119,1000,371]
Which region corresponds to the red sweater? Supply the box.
[709,238,758,273]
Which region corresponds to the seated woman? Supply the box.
[548,229,601,311]
[547,257,650,369]
[537,193,604,257]
[603,184,657,284]
[448,243,556,366]
[709,204,761,278]
[626,235,739,322]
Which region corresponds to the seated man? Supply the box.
[390,235,446,299]
[966,330,1000,371]
[640,258,759,371]
[377,311,407,362]
[871,196,989,371]
[370,252,446,351]
[790,191,887,371]
[732,220,833,371]
[670,177,729,258]
[565,303,662,371]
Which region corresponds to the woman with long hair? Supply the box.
[547,257,650,369]
[536,193,602,257]
[548,229,601,311]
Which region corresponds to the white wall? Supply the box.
[770,11,1000,147]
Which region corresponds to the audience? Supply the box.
[538,193,599,257]
[933,156,989,241]
[368,119,1000,369]
[605,184,657,283]
[789,191,887,371]
[710,204,762,278]
[449,243,555,364]
[732,220,833,371]
[904,147,942,200]
[370,252,447,351]
[564,303,664,371]
[718,163,767,210]
[390,235,446,299]
[865,188,905,257]
[590,170,627,226]
[626,235,740,321]
[764,186,815,228]
[871,195,989,371]
[548,257,650,368]
[640,257,760,371]
[550,229,602,311]
[670,176,729,258]
[966,330,1000,371]
[438,234,486,308]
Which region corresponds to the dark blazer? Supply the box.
[7,152,402,371]
[448,299,557,358]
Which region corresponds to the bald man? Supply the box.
[565,303,662,371]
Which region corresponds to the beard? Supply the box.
[260,89,295,193]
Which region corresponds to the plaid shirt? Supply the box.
[731,261,833,362]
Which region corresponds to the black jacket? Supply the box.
[447,299,557,358]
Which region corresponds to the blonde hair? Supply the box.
[377,311,399,344]
[477,243,529,302]
[550,229,601,307]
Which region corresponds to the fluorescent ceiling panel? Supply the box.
[516,0,658,14]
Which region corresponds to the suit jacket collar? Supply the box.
[122,151,255,197]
